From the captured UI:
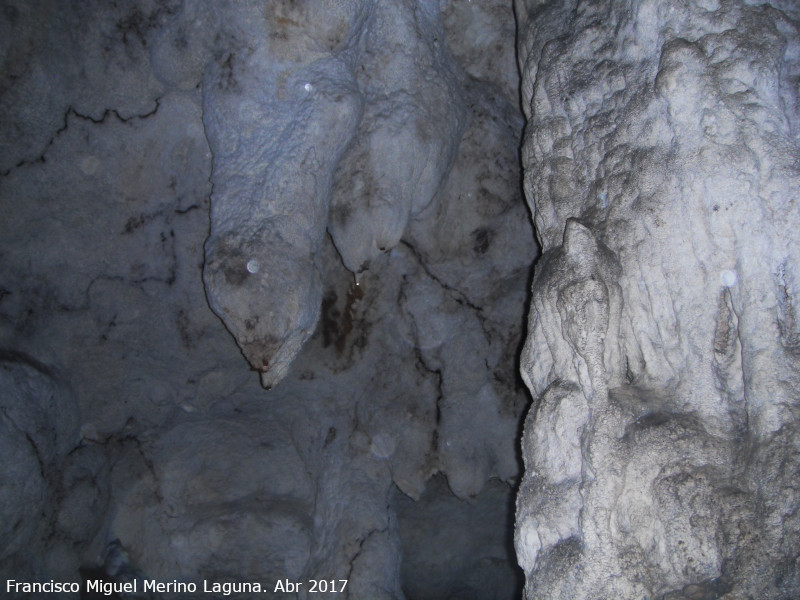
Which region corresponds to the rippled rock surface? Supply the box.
[514,0,800,597]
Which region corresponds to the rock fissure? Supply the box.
[1,100,163,179]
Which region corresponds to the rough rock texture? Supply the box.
[200,0,467,389]
[515,0,800,598]
[0,351,79,582]
[0,1,531,598]
[200,1,366,389]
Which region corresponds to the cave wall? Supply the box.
[7,0,798,597]
[514,0,800,597]
[0,1,532,598]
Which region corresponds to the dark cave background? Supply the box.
[0,1,534,599]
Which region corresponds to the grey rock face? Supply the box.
[0,351,78,579]
[200,0,366,389]
[393,475,523,600]
[0,0,531,597]
[199,0,467,389]
[515,0,800,597]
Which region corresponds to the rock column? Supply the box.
[515,0,800,597]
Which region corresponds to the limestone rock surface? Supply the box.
[515,0,800,597]
[198,0,468,389]
[0,1,532,597]
[0,351,79,581]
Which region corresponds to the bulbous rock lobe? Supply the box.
[200,1,366,388]
[200,0,467,388]
[327,0,466,275]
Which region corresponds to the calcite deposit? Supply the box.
[0,1,531,598]
[200,0,467,389]
[4,0,798,597]
[514,0,800,597]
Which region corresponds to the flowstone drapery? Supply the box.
[514,0,800,597]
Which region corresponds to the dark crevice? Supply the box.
[399,239,483,314]
[345,525,390,585]
[1,98,162,179]
[0,403,47,479]
[413,345,444,454]
[174,203,201,215]
[24,431,47,479]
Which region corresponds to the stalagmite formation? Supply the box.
[514,0,800,597]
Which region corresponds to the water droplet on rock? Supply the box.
[720,270,737,287]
